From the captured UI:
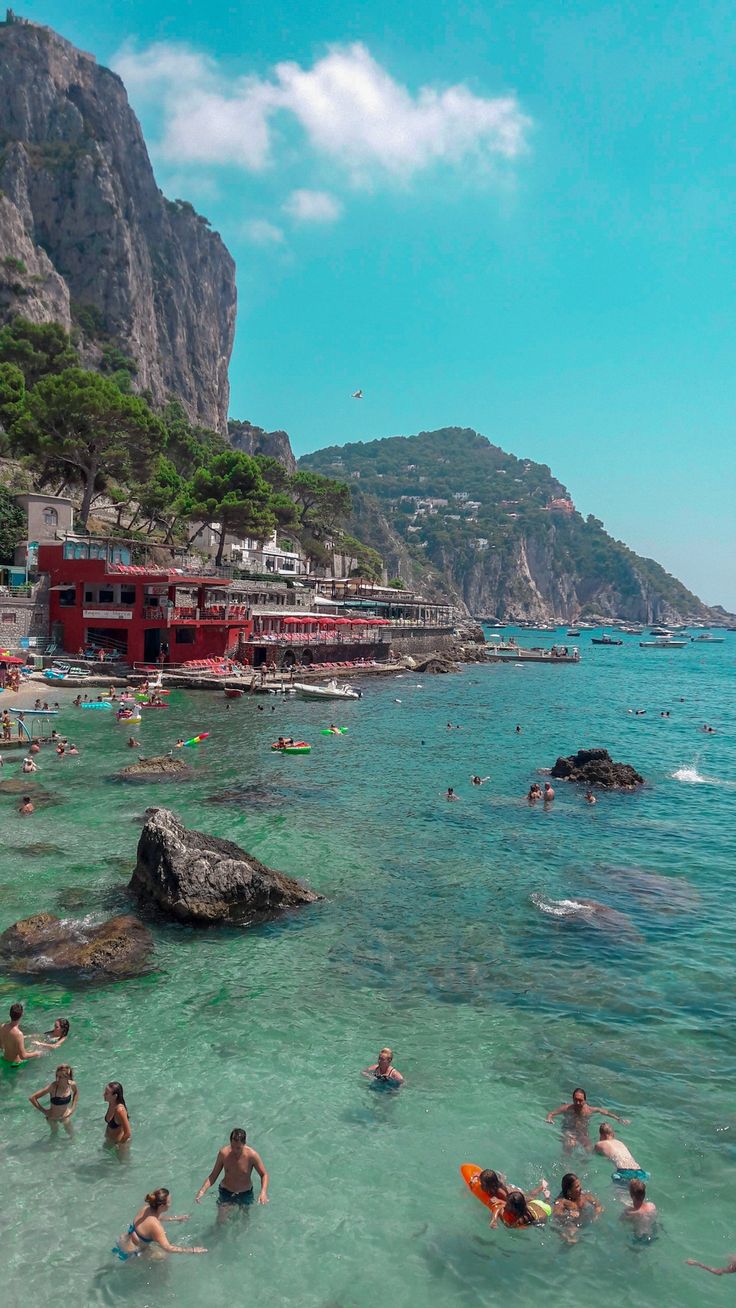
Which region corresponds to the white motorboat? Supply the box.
[639,638,687,649]
[293,679,361,700]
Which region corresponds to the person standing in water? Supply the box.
[195,1127,269,1212]
[363,1047,404,1085]
[29,1063,78,1132]
[0,1003,42,1064]
[112,1187,206,1259]
[104,1081,132,1145]
[546,1087,630,1153]
[553,1173,602,1242]
[621,1179,656,1237]
[18,796,34,816]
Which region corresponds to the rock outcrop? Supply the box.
[228,419,297,474]
[0,18,236,431]
[115,755,191,781]
[129,807,322,924]
[0,911,153,978]
[550,748,644,789]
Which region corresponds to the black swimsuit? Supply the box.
[50,1080,72,1106]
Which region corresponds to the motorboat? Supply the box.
[566,629,580,637]
[592,634,623,646]
[691,634,725,643]
[640,638,687,649]
[621,627,643,635]
[649,627,671,637]
[293,679,361,700]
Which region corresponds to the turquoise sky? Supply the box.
[22,1,736,607]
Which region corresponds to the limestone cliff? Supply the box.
[227,419,297,473]
[0,17,236,431]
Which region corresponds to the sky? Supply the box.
[20,0,736,607]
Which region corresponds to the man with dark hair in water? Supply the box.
[195,1128,269,1214]
[546,1087,630,1154]
[0,1003,42,1064]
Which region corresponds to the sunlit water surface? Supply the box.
[1,629,735,1306]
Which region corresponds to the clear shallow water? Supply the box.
[1,629,735,1307]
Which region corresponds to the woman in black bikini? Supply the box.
[29,1063,78,1132]
[112,1187,206,1260]
[362,1047,404,1085]
[104,1080,132,1145]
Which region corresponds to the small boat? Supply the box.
[8,707,59,716]
[691,634,725,643]
[649,627,671,637]
[566,629,580,637]
[293,679,361,701]
[592,634,623,646]
[224,687,244,699]
[640,638,687,649]
[271,740,311,754]
[621,627,643,635]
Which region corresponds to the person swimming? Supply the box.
[363,1047,404,1086]
[29,1063,78,1130]
[621,1178,656,1238]
[501,1189,550,1227]
[104,1080,132,1145]
[471,775,490,786]
[594,1123,647,1180]
[113,1187,206,1259]
[446,787,458,801]
[527,783,542,801]
[31,1017,70,1050]
[553,1173,602,1242]
[546,1087,630,1153]
[585,790,596,804]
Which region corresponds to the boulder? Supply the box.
[411,655,457,675]
[129,807,322,925]
[0,912,154,980]
[550,748,644,789]
[115,755,191,782]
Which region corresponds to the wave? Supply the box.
[671,766,706,784]
[531,893,595,919]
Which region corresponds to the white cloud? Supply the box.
[112,40,529,183]
[283,189,342,223]
[243,219,286,245]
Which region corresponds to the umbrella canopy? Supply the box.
[0,653,24,664]
[333,617,354,625]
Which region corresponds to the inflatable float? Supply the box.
[271,741,311,755]
[320,727,348,735]
[116,712,142,723]
[177,733,210,747]
[460,1164,551,1225]
[80,701,112,710]
[140,702,168,710]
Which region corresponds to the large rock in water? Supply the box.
[129,807,322,925]
[116,755,191,781]
[0,912,153,979]
[550,748,644,789]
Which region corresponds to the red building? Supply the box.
[39,542,253,665]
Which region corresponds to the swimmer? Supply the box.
[21,756,37,773]
[195,1127,269,1214]
[594,1123,645,1176]
[19,796,34,816]
[635,709,647,716]
[31,1017,70,1050]
[29,741,40,754]
[327,724,341,735]
[515,725,522,733]
[687,1256,736,1276]
[543,782,555,801]
[56,743,65,757]
[176,739,184,748]
[479,1170,550,1228]
[502,1189,549,1228]
[621,1178,656,1236]
[112,1187,205,1259]
[702,724,716,733]
[527,783,542,802]
[34,698,41,710]
[104,1081,132,1145]
[127,736,140,748]
[470,775,490,786]
[585,790,596,804]
[553,1173,602,1242]
[446,787,458,801]
[546,1087,630,1154]
[73,695,82,707]
[363,1047,404,1085]
[29,1063,78,1131]
[0,1002,42,1063]
[68,743,78,756]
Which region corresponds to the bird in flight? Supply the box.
[351,389,363,399]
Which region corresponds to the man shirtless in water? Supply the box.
[0,1003,42,1064]
[195,1128,269,1217]
[546,1087,629,1154]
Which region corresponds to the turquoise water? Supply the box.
[1,629,735,1307]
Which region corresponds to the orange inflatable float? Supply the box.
[460,1163,497,1212]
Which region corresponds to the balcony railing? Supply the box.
[141,605,251,622]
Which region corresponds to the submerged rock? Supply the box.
[129,807,322,925]
[115,755,192,782]
[0,912,154,980]
[550,748,644,789]
[531,893,643,941]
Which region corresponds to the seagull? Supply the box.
[351,389,363,399]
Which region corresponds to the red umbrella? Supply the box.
[0,653,24,664]
[334,617,353,625]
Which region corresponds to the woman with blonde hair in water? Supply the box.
[112,1187,206,1260]
[362,1047,404,1085]
[29,1064,78,1132]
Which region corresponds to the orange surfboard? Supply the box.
[460,1163,495,1211]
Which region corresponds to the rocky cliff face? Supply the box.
[227,419,297,473]
[0,18,236,431]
